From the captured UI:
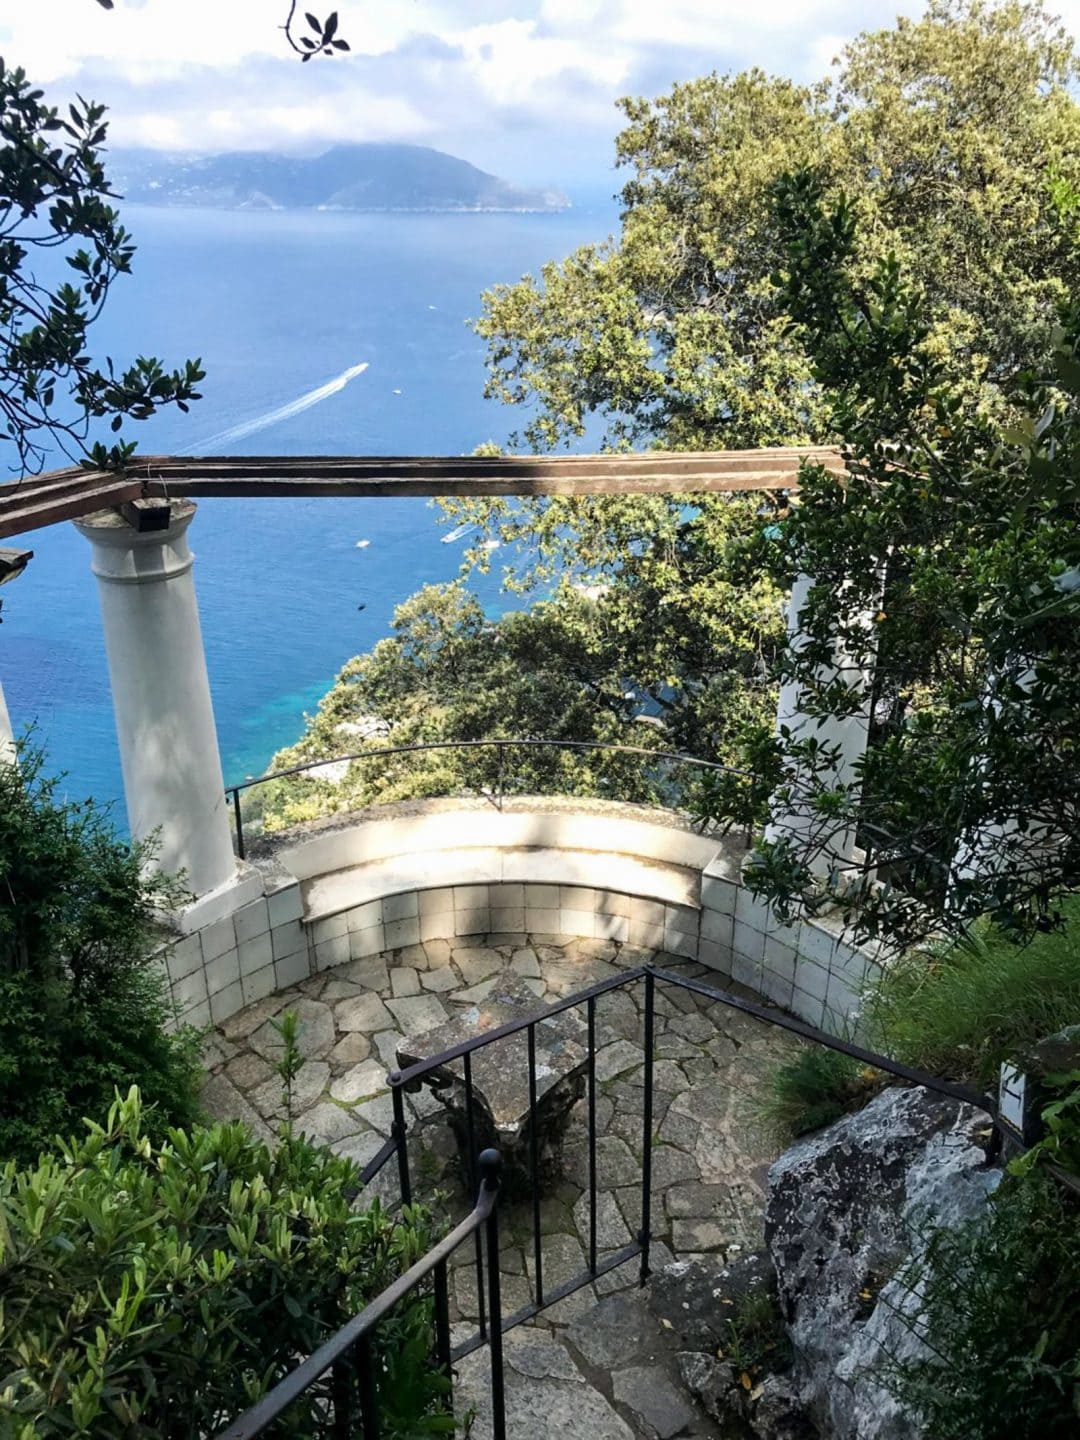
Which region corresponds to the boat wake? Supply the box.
[441,522,477,545]
[179,361,370,452]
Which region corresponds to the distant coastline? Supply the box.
[112,141,570,215]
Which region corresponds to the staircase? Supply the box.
[454,1289,720,1440]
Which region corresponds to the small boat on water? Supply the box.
[441,523,477,545]
[355,539,371,549]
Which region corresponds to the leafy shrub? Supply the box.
[0,969,202,1164]
[0,746,203,1164]
[761,1045,883,1138]
[886,1173,1080,1438]
[0,1089,447,1438]
[865,901,1080,1086]
[1010,1070,1080,1182]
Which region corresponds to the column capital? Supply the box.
[74,499,196,585]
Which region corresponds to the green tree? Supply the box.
[437,2,1080,786]
[742,165,1080,949]
[477,0,1079,457]
[0,59,204,473]
[0,745,202,1162]
[249,582,753,835]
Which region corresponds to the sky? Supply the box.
[2,0,1079,189]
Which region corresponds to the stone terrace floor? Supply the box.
[203,933,805,1438]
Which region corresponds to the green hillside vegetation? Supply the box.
[112,142,568,212]
[249,566,776,836]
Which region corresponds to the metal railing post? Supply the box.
[433,1258,452,1401]
[527,1021,543,1307]
[639,968,655,1286]
[330,1357,352,1439]
[587,994,598,1275]
[464,1050,487,1340]
[389,1073,412,1207]
[231,787,245,860]
[480,1149,506,1440]
[355,1332,380,1440]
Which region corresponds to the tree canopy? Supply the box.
[474,0,1080,457]
[432,0,1080,947]
[247,577,764,837]
[250,583,673,835]
[0,60,204,473]
[743,166,1080,948]
[445,0,1080,607]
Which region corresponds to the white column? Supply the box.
[764,573,875,880]
[75,500,236,898]
[0,679,16,767]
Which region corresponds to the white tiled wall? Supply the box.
[161,873,878,1038]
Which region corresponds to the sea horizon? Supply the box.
[4,200,618,821]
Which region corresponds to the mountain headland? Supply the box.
[111,143,570,214]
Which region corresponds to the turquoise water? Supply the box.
[4,201,615,814]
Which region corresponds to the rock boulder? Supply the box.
[765,1085,1000,1440]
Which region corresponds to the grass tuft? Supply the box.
[760,1045,883,1138]
[866,898,1080,1086]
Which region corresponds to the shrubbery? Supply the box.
[866,901,1080,1087]
[0,747,203,1164]
[0,967,202,1166]
[766,901,1080,1137]
[759,1046,882,1139]
[886,1173,1080,1438]
[0,1089,445,1438]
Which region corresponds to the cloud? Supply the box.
[2,0,1078,186]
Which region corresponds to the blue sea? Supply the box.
[4,200,617,817]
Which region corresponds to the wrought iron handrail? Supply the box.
[210,962,1001,1440]
[217,1149,506,1440]
[223,737,755,859]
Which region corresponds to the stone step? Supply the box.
[453,1291,720,1440]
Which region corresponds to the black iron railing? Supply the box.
[215,962,997,1440]
[223,738,755,860]
[218,1149,506,1440]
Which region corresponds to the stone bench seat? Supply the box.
[165,799,876,1037]
[277,807,722,928]
[301,844,701,926]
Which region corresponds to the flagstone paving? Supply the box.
[202,931,805,1438]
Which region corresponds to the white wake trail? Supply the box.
[180,362,369,452]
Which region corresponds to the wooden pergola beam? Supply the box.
[0,446,844,539]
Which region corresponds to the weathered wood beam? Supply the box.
[0,447,843,538]
[0,474,145,538]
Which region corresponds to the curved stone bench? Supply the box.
[159,799,880,1042]
[279,810,725,927]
